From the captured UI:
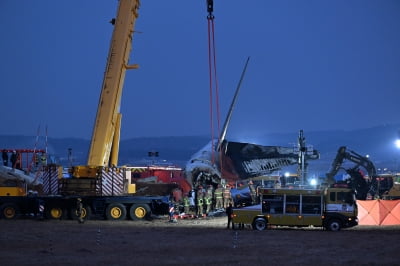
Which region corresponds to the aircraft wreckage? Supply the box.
[185,58,319,188]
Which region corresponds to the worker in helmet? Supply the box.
[196,186,205,217]
[223,184,232,209]
[205,185,214,215]
[248,180,257,205]
[182,195,190,214]
[214,184,223,210]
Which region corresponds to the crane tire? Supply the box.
[0,203,19,219]
[105,203,127,220]
[45,206,65,220]
[129,204,151,220]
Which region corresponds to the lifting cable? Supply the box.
[206,0,221,164]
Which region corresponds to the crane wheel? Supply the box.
[252,217,268,231]
[46,206,64,220]
[0,203,19,219]
[105,203,127,220]
[129,204,151,220]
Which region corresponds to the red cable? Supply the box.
[211,19,221,142]
[210,19,224,175]
[207,18,215,163]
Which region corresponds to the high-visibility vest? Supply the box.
[223,189,231,198]
[205,197,212,205]
[183,197,190,206]
[197,198,204,206]
[40,155,47,165]
[215,188,223,198]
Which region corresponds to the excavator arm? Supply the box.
[326,146,376,184]
[326,146,377,199]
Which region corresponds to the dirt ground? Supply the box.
[1,215,399,266]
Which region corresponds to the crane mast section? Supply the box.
[87,0,140,167]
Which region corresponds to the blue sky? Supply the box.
[1,0,399,144]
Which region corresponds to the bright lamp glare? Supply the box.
[310,178,317,186]
[395,139,400,149]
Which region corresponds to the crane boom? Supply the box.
[87,0,140,167]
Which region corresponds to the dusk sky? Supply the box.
[1,0,399,144]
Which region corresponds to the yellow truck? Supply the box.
[232,187,358,231]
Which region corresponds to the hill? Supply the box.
[1,124,400,176]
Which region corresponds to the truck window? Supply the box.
[329,191,335,202]
[302,195,321,214]
[285,195,299,214]
[337,192,355,204]
[262,195,283,214]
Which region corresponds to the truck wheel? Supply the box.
[129,204,151,220]
[326,219,342,231]
[71,205,92,220]
[0,203,19,219]
[105,203,127,220]
[46,206,65,220]
[252,217,268,231]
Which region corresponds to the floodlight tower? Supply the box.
[297,130,307,186]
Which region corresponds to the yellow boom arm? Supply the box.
[87,0,140,167]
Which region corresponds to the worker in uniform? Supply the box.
[248,180,257,205]
[76,198,84,224]
[183,195,190,214]
[223,184,232,209]
[168,201,176,222]
[214,184,224,210]
[196,186,205,217]
[205,185,213,215]
[188,189,196,213]
[10,150,20,169]
[2,150,8,166]
[226,203,234,229]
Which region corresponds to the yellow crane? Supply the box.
[72,0,140,178]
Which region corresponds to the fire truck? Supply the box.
[232,187,358,231]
